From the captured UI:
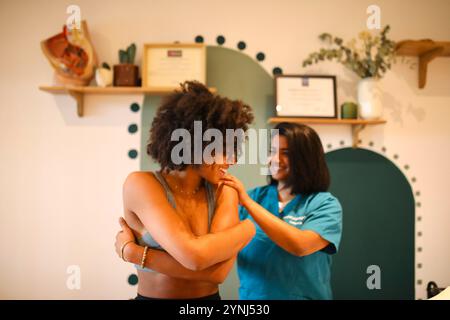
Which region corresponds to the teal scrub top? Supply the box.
[238,184,343,300]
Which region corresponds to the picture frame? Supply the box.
[275,75,337,118]
[142,43,206,89]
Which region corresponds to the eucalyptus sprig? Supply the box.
[302,25,396,79]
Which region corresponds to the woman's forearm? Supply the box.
[242,198,328,256]
[125,220,254,272]
[189,219,255,269]
[124,243,235,284]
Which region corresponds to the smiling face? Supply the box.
[269,134,290,182]
[196,153,236,185]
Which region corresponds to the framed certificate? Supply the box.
[275,75,337,118]
[142,43,206,88]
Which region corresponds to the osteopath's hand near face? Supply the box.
[219,174,251,207]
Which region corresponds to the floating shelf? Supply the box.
[268,117,386,148]
[395,39,450,89]
[39,85,217,117]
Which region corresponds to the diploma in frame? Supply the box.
[275,75,337,118]
[142,43,206,89]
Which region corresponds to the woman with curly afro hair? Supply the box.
[115,81,256,300]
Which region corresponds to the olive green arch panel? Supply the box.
[325,148,415,300]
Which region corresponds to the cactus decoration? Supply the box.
[119,43,136,64]
[113,43,139,86]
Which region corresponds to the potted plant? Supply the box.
[302,25,396,119]
[113,43,139,87]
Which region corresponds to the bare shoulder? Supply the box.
[123,171,166,205]
[124,171,159,189]
[215,183,238,203]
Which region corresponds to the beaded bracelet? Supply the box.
[140,246,149,269]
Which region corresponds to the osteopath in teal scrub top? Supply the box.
[238,184,343,300]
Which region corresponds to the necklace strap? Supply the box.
[165,174,203,197]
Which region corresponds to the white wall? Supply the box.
[0,0,449,299]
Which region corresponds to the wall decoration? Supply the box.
[340,101,358,119]
[95,62,113,87]
[113,43,139,87]
[302,25,396,120]
[40,20,97,86]
[275,75,337,118]
[326,148,415,300]
[142,43,206,88]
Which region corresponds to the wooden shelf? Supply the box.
[268,117,387,148]
[39,85,217,117]
[269,117,386,125]
[395,39,450,89]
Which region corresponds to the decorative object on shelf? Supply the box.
[357,77,383,119]
[40,20,97,86]
[340,102,358,119]
[95,62,113,87]
[396,39,450,89]
[303,25,396,120]
[142,43,206,88]
[275,75,337,118]
[114,43,139,87]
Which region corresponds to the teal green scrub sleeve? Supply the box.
[299,194,343,254]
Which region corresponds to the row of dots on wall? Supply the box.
[194,35,283,76]
[127,102,140,161]
[128,102,140,286]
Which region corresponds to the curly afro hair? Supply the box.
[147,81,254,170]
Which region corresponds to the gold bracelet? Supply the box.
[120,240,134,262]
[140,246,149,269]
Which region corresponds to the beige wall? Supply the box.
[0,0,449,299]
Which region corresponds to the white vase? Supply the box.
[95,68,113,87]
[357,77,383,120]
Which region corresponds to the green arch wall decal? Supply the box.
[137,42,418,299]
[325,148,415,299]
